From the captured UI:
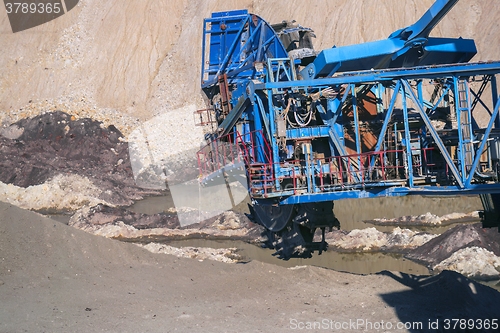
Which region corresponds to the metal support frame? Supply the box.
[401,82,414,187]
[466,98,500,186]
[267,63,500,201]
[200,63,500,203]
[199,9,500,206]
[401,79,464,187]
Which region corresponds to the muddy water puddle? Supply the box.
[129,195,176,215]
[39,212,72,225]
[134,237,500,291]
[45,189,490,286]
[161,238,430,275]
[129,190,482,234]
[125,191,487,280]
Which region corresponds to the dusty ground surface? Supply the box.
[2,201,500,333]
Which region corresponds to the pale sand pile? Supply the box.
[68,207,255,240]
[328,227,438,252]
[139,243,242,264]
[370,211,480,226]
[433,247,500,280]
[0,174,110,211]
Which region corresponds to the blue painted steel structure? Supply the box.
[300,0,477,79]
[196,0,500,255]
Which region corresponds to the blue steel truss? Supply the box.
[253,62,500,204]
[197,5,500,207]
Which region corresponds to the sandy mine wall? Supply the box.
[0,0,499,139]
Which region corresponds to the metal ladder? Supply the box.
[218,74,232,116]
[457,79,474,173]
[248,163,275,196]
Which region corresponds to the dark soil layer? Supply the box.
[70,203,261,242]
[0,111,158,206]
[79,204,181,229]
[406,223,500,266]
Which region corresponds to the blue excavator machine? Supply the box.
[195,0,500,258]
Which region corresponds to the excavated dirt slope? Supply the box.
[2,202,499,333]
[1,0,499,132]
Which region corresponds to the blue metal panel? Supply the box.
[422,37,477,63]
[201,10,289,89]
[280,187,412,205]
[286,126,330,139]
[211,10,248,18]
[302,39,403,78]
[280,183,500,205]
[300,0,476,79]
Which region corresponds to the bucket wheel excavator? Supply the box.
[195,1,500,258]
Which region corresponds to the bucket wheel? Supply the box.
[272,222,313,259]
[250,202,296,232]
[294,201,340,254]
[249,201,296,253]
[249,200,340,259]
[294,201,338,227]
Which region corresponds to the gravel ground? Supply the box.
[2,201,500,333]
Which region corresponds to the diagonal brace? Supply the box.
[466,98,500,186]
[402,80,464,188]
